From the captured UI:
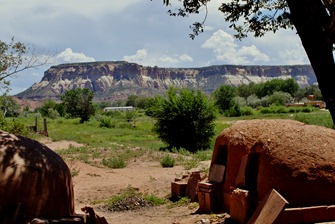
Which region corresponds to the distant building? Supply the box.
[103,106,135,112]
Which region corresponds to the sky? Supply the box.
[0,0,309,95]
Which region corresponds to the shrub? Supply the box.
[146,87,217,152]
[302,107,313,113]
[0,113,29,136]
[99,116,116,128]
[224,103,241,117]
[102,157,126,169]
[160,154,175,168]
[246,94,263,108]
[47,108,60,119]
[267,91,293,106]
[240,106,254,116]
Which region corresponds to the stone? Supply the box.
[186,171,202,202]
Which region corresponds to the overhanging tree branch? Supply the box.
[0,38,51,83]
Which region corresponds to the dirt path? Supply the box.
[44,140,221,224]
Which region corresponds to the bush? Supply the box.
[160,154,175,167]
[0,117,29,136]
[102,157,126,169]
[240,106,254,116]
[224,103,241,117]
[146,87,217,152]
[99,116,116,128]
[267,91,293,106]
[246,94,264,108]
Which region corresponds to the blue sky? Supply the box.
[0,0,309,95]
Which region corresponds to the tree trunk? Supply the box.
[286,0,335,126]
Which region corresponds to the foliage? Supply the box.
[258,105,317,114]
[99,116,116,128]
[240,106,255,116]
[146,87,217,152]
[254,79,299,98]
[160,154,175,167]
[0,94,20,117]
[0,38,49,89]
[37,100,65,118]
[223,102,241,117]
[102,157,126,169]
[295,84,323,101]
[0,112,29,135]
[237,83,256,101]
[266,91,293,106]
[125,95,153,109]
[212,85,237,113]
[60,88,95,123]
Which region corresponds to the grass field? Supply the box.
[11,108,332,170]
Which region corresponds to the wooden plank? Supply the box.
[248,189,288,224]
[235,154,249,187]
[208,164,225,183]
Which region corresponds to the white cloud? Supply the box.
[122,49,194,67]
[122,49,148,63]
[179,54,194,62]
[56,48,95,63]
[202,29,270,64]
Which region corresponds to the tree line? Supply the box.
[0,78,323,153]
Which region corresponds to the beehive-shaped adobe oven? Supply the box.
[0,130,74,223]
[209,119,335,222]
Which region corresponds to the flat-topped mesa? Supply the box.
[16,61,316,100]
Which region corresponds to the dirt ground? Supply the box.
[43,140,226,224]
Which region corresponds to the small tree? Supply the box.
[146,87,217,152]
[0,94,20,117]
[212,85,237,113]
[37,99,65,118]
[60,88,95,123]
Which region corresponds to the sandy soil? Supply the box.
[43,140,225,224]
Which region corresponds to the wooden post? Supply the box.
[43,118,48,137]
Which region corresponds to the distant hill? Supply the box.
[16,61,316,101]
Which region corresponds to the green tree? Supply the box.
[237,83,255,103]
[60,88,95,123]
[160,0,335,125]
[126,95,138,107]
[267,91,293,106]
[146,87,217,152]
[212,85,237,113]
[254,79,298,98]
[295,84,323,101]
[37,99,65,118]
[0,94,20,117]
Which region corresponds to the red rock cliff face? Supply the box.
[16,61,316,100]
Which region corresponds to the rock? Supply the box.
[16,61,316,100]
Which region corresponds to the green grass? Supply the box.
[11,109,334,168]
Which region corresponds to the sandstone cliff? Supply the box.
[16,61,316,100]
